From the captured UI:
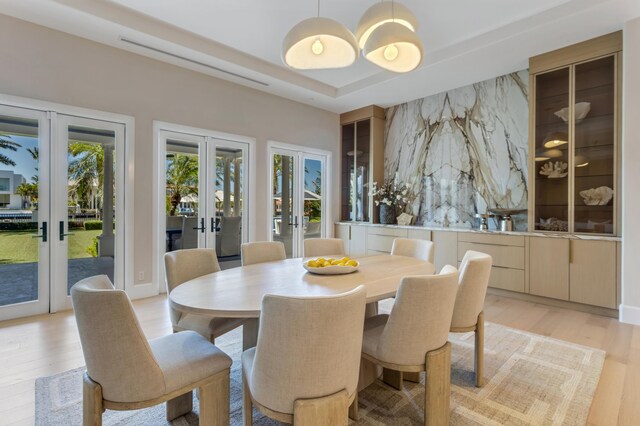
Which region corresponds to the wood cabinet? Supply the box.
[528,32,622,236]
[340,106,385,223]
[529,237,570,300]
[569,240,616,308]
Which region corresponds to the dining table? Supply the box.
[169,254,436,349]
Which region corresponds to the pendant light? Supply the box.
[355,1,418,49]
[362,1,423,73]
[282,0,358,70]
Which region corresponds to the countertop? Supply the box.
[335,221,621,242]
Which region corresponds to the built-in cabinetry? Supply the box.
[335,223,620,313]
[340,106,385,223]
[529,31,622,236]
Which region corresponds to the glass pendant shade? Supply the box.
[282,17,359,69]
[355,1,418,49]
[363,21,423,73]
[543,132,568,148]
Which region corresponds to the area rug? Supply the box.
[35,322,605,425]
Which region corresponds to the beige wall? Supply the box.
[0,14,339,286]
[621,17,640,324]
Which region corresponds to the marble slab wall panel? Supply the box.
[385,70,529,229]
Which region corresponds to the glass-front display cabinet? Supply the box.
[529,32,621,235]
[340,106,385,222]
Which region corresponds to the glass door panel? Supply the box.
[165,137,203,252]
[54,116,124,311]
[303,156,324,240]
[213,144,244,259]
[355,120,370,222]
[272,152,296,258]
[341,123,355,220]
[573,55,615,234]
[0,107,49,319]
[534,67,570,232]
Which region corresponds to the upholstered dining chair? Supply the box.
[242,286,367,426]
[216,216,242,257]
[391,238,435,263]
[303,238,345,257]
[358,266,459,425]
[71,275,232,425]
[241,241,286,266]
[450,250,493,387]
[164,248,245,342]
[175,217,199,250]
[166,215,183,251]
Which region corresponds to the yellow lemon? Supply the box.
[337,261,346,266]
[323,261,331,267]
[340,257,350,263]
[327,258,335,263]
[331,259,341,266]
[307,260,318,268]
[346,260,358,267]
[316,257,325,264]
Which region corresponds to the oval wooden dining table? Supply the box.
[169,254,436,350]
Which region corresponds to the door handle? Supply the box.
[59,221,74,241]
[193,217,206,233]
[211,217,216,232]
[32,221,47,242]
[288,216,299,228]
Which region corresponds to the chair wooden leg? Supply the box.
[348,391,359,421]
[424,342,451,426]
[242,369,253,426]
[83,373,103,426]
[166,391,193,421]
[475,311,485,387]
[293,390,349,426]
[199,369,230,426]
[404,371,421,383]
[382,368,403,390]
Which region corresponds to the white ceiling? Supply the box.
[1,0,638,113]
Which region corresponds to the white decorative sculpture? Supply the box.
[579,186,614,206]
[539,161,568,178]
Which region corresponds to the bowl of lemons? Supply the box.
[302,256,359,275]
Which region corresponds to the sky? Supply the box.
[0,135,38,183]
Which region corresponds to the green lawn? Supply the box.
[0,230,102,264]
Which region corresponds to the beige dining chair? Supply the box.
[450,250,493,387]
[358,266,459,425]
[216,216,242,257]
[391,238,435,263]
[71,275,232,425]
[242,286,367,426]
[241,241,286,266]
[166,215,183,251]
[303,238,345,258]
[164,248,245,342]
[175,217,199,250]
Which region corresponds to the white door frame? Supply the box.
[50,114,127,312]
[0,105,50,321]
[267,141,332,257]
[153,121,256,293]
[0,93,135,318]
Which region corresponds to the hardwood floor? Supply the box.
[0,294,638,425]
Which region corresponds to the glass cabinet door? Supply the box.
[340,119,371,222]
[534,67,570,232]
[573,55,615,234]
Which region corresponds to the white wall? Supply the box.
[621,17,640,324]
[0,14,340,287]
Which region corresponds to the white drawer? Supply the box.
[366,227,408,238]
[457,232,525,247]
[457,242,524,269]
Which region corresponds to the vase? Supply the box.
[379,204,396,224]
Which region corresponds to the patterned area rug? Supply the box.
[35,321,604,425]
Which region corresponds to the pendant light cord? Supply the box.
[317,0,320,17]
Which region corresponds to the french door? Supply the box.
[160,129,249,266]
[269,145,328,258]
[0,105,126,320]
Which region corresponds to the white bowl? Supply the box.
[303,260,359,275]
[554,102,591,123]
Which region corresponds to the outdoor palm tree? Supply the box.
[166,153,198,215]
[68,142,104,208]
[0,135,21,166]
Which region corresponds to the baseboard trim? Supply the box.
[619,304,640,325]
[487,288,619,319]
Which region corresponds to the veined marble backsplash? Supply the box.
[384,70,529,229]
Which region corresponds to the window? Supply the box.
[0,178,10,192]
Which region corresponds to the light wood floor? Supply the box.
[0,294,638,425]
